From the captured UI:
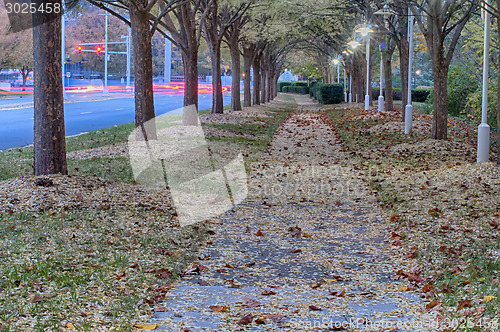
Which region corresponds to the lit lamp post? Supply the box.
[354,24,374,111]
[477,0,491,162]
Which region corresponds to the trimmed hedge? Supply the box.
[293,81,308,87]
[311,83,344,104]
[371,88,431,102]
[278,81,293,92]
[283,85,310,94]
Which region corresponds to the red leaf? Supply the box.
[261,290,276,296]
[236,314,253,325]
[309,305,322,311]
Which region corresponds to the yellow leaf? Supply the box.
[484,296,495,303]
[134,324,159,330]
[398,286,412,292]
[303,233,312,238]
[66,323,75,330]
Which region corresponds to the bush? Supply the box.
[412,89,432,103]
[283,85,310,94]
[447,65,479,117]
[314,83,344,104]
[393,88,402,101]
[293,81,308,87]
[465,79,498,129]
[278,81,292,92]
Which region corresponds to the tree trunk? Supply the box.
[260,60,266,104]
[384,51,394,112]
[497,0,500,164]
[399,39,409,120]
[130,3,156,140]
[266,68,272,102]
[243,52,252,107]
[182,50,199,110]
[33,3,67,175]
[253,54,261,105]
[431,54,449,140]
[229,41,242,111]
[208,43,223,114]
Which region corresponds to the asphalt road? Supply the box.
[0,92,231,150]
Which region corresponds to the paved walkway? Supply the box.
[150,98,436,331]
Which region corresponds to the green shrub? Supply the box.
[448,65,480,117]
[393,88,402,101]
[315,83,344,104]
[283,85,310,94]
[278,81,293,92]
[465,79,498,129]
[412,89,432,103]
[293,81,308,87]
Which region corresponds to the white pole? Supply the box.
[364,34,370,111]
[337,62,340,84]
[378,49,384,111]
[164,37,172,84]
[126,27,131,92]
[103,12,109,94]
[404,7,414,134]
[349,73,352,103]
[477,0,491,162]
[344,68,347,102]
[62,15,66,99]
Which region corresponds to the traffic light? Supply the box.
[76,45,82,53]
[96,46,102,54]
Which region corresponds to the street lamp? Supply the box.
[477,0,491,162]
[355,24,374,111]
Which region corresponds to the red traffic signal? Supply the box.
[76,45,82,53]
[96,46,102,54]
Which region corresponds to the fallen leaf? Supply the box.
[303,233,312,238]
[261,290,276,296]
[398,286,413,292]
[198,280,210,286]
[426,300,439,310]
[457,299,473,310]
[291,249,302,253]
[483,295,495,303]
[256,230,264,237]
[133,324,159,330]
[237,314,253,325]
[255,317,266,324]
[309,305,322,311]
[65,323,75,330]
[242,297,261,308]
[209,305,228,312]
[422,283,433,292]
[31,293,43,303]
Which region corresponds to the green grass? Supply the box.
[0,209,206,331]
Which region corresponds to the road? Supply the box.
[0,91,231,150]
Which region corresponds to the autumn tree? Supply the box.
[0,9,33,91]
[32,0,67,175]
[412,0,478,139]
[201,0,250,113]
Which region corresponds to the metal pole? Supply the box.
[104,11,109,94]
[127,27,131,92]
[344,68,347,102]
[62,14,66,99]
[337,62,340,84]
[477,0,491,162]
[364,34,370,111]
[164,37,172,84]
[404,7,414,134]
[349,73,352,103]
[378,48,384,112]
